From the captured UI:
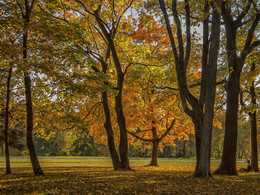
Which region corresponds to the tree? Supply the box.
[240,60,259,172]
[15,0,44,176]
[215,0,259,175]
[43,0,141,170]
[198,0,221,178]
[123,14,193,166]
[3,52,13,174]
[158,0,221,177]
[1,0,25,175]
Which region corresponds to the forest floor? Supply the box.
[0,158,259,194]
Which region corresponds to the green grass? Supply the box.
[0,157,259,194]
[0,156,248,167]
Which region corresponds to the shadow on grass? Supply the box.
[0,164,259,194]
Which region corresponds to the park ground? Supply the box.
[0,157,259,194]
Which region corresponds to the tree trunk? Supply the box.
[214,71,240,175]
[249,64,258,172]
[250,111,259,172]
[183,140,186,158]
[102,91,121,170]
[4,65,12,174]
[191,110,203,174]
[159,0,205,175]
[149,140,159,166]
[94,11,130,170]
[23,29,44,176]
[115,82,130,170]
[196,1,221,178]
[24,75,44,176]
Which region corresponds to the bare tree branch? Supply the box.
[127,130,153,142]
[159,119,176,141]
[235,0,252,25]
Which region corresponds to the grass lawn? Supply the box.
[0,157,259,194]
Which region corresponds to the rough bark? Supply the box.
[4,64,12,174]
[196,0,221,178]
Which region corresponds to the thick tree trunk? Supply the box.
[23,29,43,176]
[249,66,258,172]
[149,140,159,166]
[196,1,221,178]
[24,75,44,176]
[115,81,130,170]
[250,111,259,172]
[4,65,12,174]
[191,109,203,174]
[214,71,240,175]
[215,0,260,175]
[102,92,121,170]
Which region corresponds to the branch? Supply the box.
[29,0,35,13]
[127,130,153,142]
[93,26,109,46]
[199,1,209,105]
[131,62,167,67]
[124,63,132,74]
[114,0,134,37]
[16,1,24,17]
[83,101,102,120]
[74,0,95,17]
[159,119,176,141]
[158,0,179,60]
[241,12,260,61]
[154,79,227,91]
[154,86,179,91]
[52,14,70,24]
[75,0,110,31]
[184,0,191,68]
[247,40,260,54]
[235,0,252,26]
[172,0,184,61]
